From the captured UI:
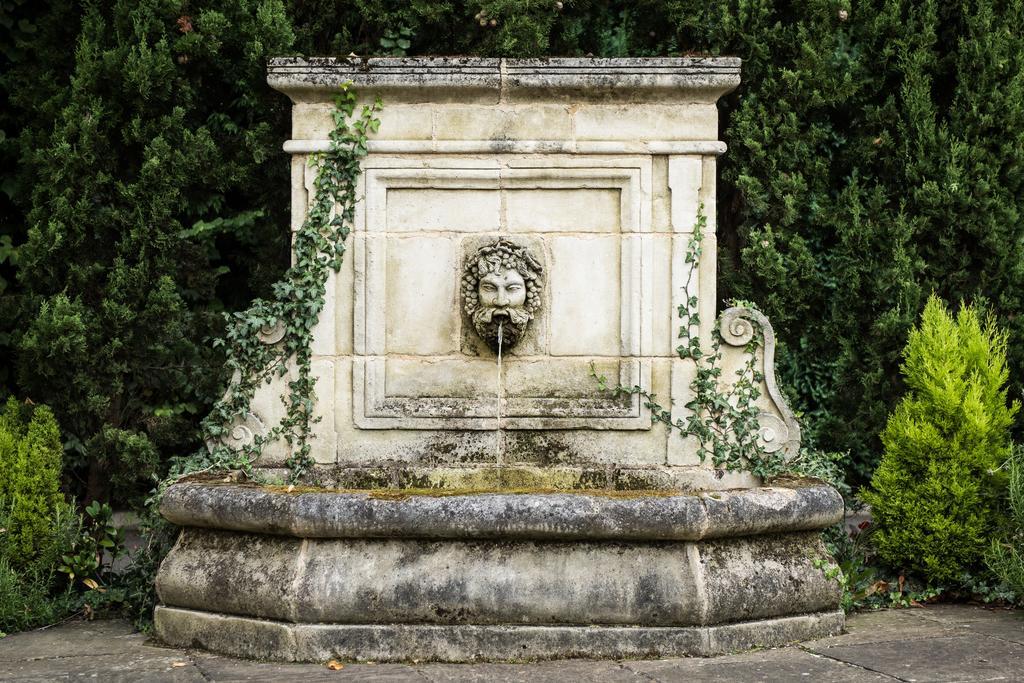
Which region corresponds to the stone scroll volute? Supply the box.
[718,306,802,460]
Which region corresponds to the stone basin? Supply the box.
[154,478,844,662]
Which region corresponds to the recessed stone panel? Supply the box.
[548,236,622,356]
[384,236,459,355]
[385,188,500,232]
[385,358,496,398]
[506,188,622,232]
[351,162,653,432]
[503,358,620,399]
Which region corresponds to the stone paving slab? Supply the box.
[806,633,1024,682]
[1,605,1022,682]
[1,650,205,682]
[802,607,960,648]
[418,659,645,682]
[0,620,143,661]
[913,604,1024,646]
[624,647,893,681]
[190,653,422,682]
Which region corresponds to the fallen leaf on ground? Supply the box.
[171,662,188,668]
[326,660,344,670]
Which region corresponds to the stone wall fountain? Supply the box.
[153,58,845,662]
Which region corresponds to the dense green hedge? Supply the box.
[1,0,295,502]
[1,0,1022,502]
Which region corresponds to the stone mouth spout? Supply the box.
[463,238,542,354]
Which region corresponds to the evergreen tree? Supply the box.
[0,399,65,567]
[863,296,1019,582]
[7,1,295,502]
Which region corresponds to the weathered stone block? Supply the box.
[573,104,718,141]
[156,520,837,629]
[384,236,460,354]
[154,606,844,663]
[158,480,844,543]
[153,480,843,662]
[433,105,573,141]
[293,103,434,140]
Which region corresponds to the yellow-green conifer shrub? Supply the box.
[0,399,79,635]
[0,399,65,567]
[863,296,1019,583]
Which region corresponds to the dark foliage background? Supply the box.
[1,0,1021,504]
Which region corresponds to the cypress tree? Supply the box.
[0,400,65,567]
[8,1,295,502]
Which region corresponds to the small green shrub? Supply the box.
[987,445,1024,598]
[58,500,126,590]
[0,398,128,635]
[862,296,1019,583]
[0,505,79,636]
[0,560,59,637]
[0,398,65,568]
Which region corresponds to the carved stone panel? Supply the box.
[350,157,655,432]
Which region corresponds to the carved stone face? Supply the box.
[478,269,527,309]
[462,240,542,352]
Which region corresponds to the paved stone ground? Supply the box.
[1,605,1022,682]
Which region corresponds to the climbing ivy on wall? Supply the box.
[594,208,785,478]
[170,87,381,485]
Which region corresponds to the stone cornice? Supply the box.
[268,57,741,103]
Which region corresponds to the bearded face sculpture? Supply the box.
[462,240,543,352]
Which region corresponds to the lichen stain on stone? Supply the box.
[419,434,495,466]
[502,431,578,466]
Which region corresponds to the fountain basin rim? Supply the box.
[160,478,842,542]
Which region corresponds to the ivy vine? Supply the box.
[165,86,381,487]
[593,207,785,478]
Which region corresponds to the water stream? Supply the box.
[496,321,503,463]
